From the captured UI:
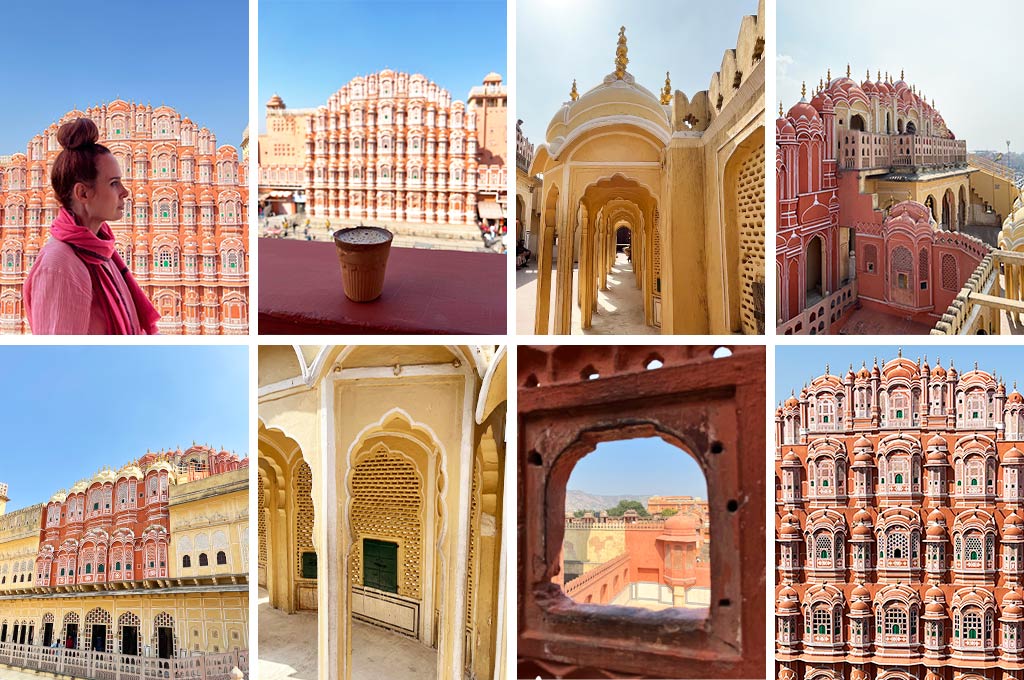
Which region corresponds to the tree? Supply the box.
[660,508,678,518]
[606,500,650,518]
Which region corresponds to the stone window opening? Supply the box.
[519,345,764,678]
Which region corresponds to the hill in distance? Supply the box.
[565,490,650,514]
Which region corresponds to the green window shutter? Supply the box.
[301,552,318,579]
[363,538,398,593]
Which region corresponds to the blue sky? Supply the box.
[778,0,1023,151]
[0,346,248,512]
[0,0,247,154]
[776,346,1024,407]
[567,437,707,497]
[517,0,756,144]
[258,0,507,134]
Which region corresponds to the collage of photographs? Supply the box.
[0,0,1022,679]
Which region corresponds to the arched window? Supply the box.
[182,555,191,568]
[216,551,227,566]
[199,553,209,567]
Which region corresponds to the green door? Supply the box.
[364,539,398,593]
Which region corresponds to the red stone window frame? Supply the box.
[518,345,766,678]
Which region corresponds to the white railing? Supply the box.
[0,640,248,679]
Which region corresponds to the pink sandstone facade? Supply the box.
[775,354,1024,680]
[776,71,982,334]
[0,101,249,335]
[259,71,507,224]
[33,446,247,590]
[556,512,710,607]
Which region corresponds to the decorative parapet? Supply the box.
[562,552,630,600]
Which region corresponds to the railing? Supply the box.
[562,553,630,602]
[565,518,668,529]
[0,641,247,679]
[777,280,858,335]
[932,252,998,334]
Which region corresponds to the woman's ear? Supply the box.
[72,180,91,204]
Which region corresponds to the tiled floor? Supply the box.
[257,589,436,680]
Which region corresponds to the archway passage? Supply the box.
[567,175,660,335]
[849,114,866,132]
[805,236,824,305]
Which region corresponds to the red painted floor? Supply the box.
[831,306,933,335]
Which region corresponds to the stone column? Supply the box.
[553,208,575,334]
[534,226,554,335]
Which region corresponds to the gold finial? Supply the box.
[660,71,672,105]
[976,361,979,371]
[827,68,831,81]
[826,363,831,375]
[819,78,824,93]
[570,79,578,101]
[779,101,784,117]
[866,69,870,81]
[614,26,629,79]
[898,346,903,358]
[846,63,851,78]
[877,70,881,81]
[801,81,807,98]
[900,68,905,80]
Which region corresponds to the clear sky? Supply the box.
[776,345,1024,407]
[778,0,1022,152]
[517,0,756,145]
[258,0,507,134]
[0,346,248,513]
[567,437,707,497]
[0,0,248,154]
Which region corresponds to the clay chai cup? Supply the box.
[333,226,394,302]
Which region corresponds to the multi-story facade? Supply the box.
[0,445,249,676]
[259,71,508,225]
[776,70,1016,335]
[515,120,540,252]
[0,101,249,335]
[775,353,1024,680]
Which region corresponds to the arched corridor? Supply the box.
[258,345,508,680]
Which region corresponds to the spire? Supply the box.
[866,68,871,81]
[801,81,807,99]
[900,68,905,80]
[877,70,882,81]
[827,67,831,81]
[614,26,629,79]
[819,78,824,93]
[846,63,851,78]
[570,79,578,102]
[660,71,672,105]
[898,346,902,358]
[779,101,784,117]
[826,363,830,375]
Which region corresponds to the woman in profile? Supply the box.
[24,117,160,334]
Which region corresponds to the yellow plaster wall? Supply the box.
[168,469,249,579]
[0,590,247,654]
[563,526,626,567]
[0,505,43,594]
[971,168,1018,222]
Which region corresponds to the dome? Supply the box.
[49,490,68,504]
[854,436,872,449]
[664,512,699,533]
[784,395,799,408]
[926,448,948,463]
[783,450,801,464]
[854,451,874,464]
[882,354,921,382]
[91,468,116,485]
[853,509,872,524]
[927,523,947,537]
[776,117,795,137]
[926,601,946,615]
[928,434,947,448]
[787,100,820,122]
[70,479,89,494]
[483,72,503,83]
[853,524,872,537]
[933,364,947,378]
[1006,446,1024,462]
[117,464,143,481]
[1009,390,1024,405]
[266,94,285,109]
[856,365,871,379]
[851,599,871,612]
[926,585,945,600]
[145,460,174,475]
[851,583,870,599]
[780,522,801,537]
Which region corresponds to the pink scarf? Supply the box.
[51,208,160,335]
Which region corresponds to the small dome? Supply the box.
[853,509,872,524]
[854,451,874,464]
[853,524,873,537]
[784,395,799,408]
[927,524,947,537]
[926,585,945,600]
[933,365,947,378]
[266,93,285,109]
[777,117,795,137]
[1009,390,1024,404]
[927,434,947,448]
[851,584,870,598]
[783,450,801,463]
[854,436,872,449]
[926,602,946,615]
[1006,446,1024,461]
[851,599,871,612]
[664,512,699,533]
[787,100,820,122]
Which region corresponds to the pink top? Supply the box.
[24,238,142,335]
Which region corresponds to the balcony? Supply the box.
[0,641,247,680]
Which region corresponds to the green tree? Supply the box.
[660,508,678,518]
[606,500,650,518]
